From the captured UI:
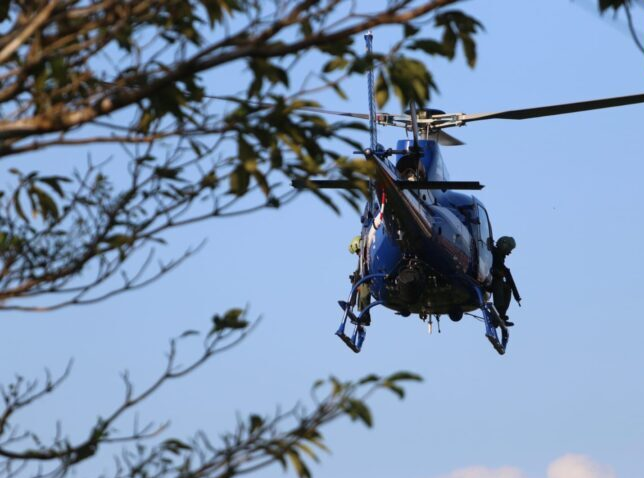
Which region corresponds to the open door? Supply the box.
[472,202,494,284]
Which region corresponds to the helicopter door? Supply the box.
[474,204,494,284]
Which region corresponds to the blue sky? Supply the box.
[1,1,643,477]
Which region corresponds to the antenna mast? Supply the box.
[365,31,377,151]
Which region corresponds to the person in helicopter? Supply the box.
[348,235,372,325]
[490,236,521,327]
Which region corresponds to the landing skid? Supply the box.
[336,277,509,355]
[470,286,509,355]
[335,273,387,353]
[481,302,509,355]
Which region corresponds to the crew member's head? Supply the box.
[496,236,516,255]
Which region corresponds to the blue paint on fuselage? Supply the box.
[363,139,484,314]
[366,222,402,300]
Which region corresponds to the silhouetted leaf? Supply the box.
[200,171,218,189]
[104,234,133,248]
[12,190,27,222]
[598,0,628,12]
[386,371,423,382]
[286,449,311,478]
[404,23,420,37]
[211,308,248,333]
[39,176,71,198]
[330,82,348,100]
[358,374,380,385]
[323,57,349,73]
[409,39,446,56]
[162,439,192,455]
[180,330,200,338]
[330,376,343,396]
[31,186,59,221]
[343,399,373,427]
[229,165,250,196]
[154,167,184,181]
[249,414,263,433]
[382,382,405,399]
[295,442,319,462]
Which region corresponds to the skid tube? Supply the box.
[336,272,387,353]
[475,288,509,355]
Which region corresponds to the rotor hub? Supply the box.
[404,107,446,119]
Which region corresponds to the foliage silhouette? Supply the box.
[0,1,481,477]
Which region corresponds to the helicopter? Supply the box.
[281,33,644,355]
[215,33,644,355]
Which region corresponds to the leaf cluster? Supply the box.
[598,0,631,13]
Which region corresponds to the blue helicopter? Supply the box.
[290,33,644,355]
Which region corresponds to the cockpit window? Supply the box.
[478,205,492,244]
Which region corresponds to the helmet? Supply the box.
[348,235,361,254]
[496,236,516,254]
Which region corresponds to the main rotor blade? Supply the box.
[291,107,371,119]
[209,95,372,119]
[459,92,644,123]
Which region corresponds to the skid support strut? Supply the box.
[336,273,387,353]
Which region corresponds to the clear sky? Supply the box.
[1,1,644,478]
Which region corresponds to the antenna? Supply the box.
[364,31,377,151]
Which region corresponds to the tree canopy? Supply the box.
[0,1,482,477]
[0,0,481,311]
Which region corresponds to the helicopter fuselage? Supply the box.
[360,139,494,317]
